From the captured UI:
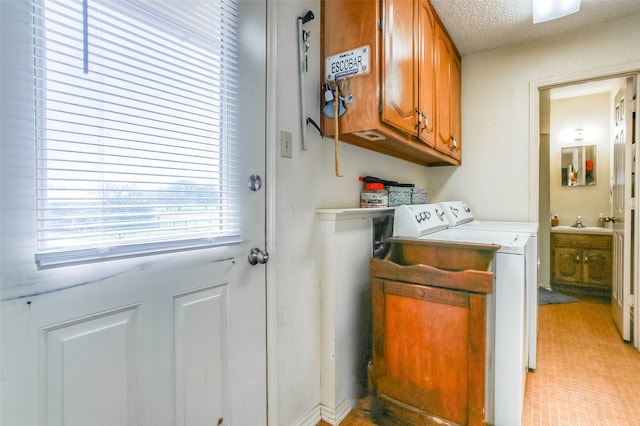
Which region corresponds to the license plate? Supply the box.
[325,45,370,80]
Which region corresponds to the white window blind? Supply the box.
[32,0,241,269]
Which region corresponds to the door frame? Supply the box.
[265,0,279,424]
[529,62,640,349]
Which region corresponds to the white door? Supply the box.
[634,78,640,351]
[0,1,268,425]
[611,77,634,341]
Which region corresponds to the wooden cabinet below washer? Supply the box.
[369,240,496,425]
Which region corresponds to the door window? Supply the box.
[32,0,240,269]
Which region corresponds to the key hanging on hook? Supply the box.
[322,80,347,118]
[302,30,311,72]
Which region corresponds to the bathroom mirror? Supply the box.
[561,145,596,186]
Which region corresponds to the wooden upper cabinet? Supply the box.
[320,0,461,166]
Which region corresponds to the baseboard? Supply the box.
[292,397,355,426]
[293,404,322,426]
[319,397,355,425]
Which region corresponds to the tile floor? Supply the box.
[522,296,640,425]
[321,295,640,425]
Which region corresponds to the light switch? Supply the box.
[280,130,292,158]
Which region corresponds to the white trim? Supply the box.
[35,236,241,270]
[292,404,322,426]
[529,62,640,351]
[529,61,640,222]
[316,207,395,221]
[529,82,541,223]
[265,0,279,424]
[319,398,355,425]
[635,75,640,350]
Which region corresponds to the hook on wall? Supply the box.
[298,10,315,151]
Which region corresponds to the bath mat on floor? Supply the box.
[538,287,578,305]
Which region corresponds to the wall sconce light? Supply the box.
[574,129,584,140]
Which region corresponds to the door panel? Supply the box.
[381,0,418,135]
[174,285,228,426]
[553,248,582,283]
[434,25,452,154]
[611,78,633,340]
[583,249,612,287]
[2,255,260,426]
[449,53,462,161]
[43,307,142,426]
[416,0,435,146]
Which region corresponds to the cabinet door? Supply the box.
[583,249,613,287]
[449,52,462,161]
[434,23,453,155]
[553,248,582,284]
[434,25,461,158]
[371,278,486,425]
[416,0,435,146]
[381,0,418,136]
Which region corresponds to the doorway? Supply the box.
[537,74,638,346]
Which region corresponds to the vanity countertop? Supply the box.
[551,225,612,235]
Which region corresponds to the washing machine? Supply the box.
[393,203,530,426]
[439,200,539,370]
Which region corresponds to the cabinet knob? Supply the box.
[576,254,580,263]
[450,137,458,151]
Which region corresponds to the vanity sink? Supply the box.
[551,225,612,234]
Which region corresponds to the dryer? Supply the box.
[439,200,539,370]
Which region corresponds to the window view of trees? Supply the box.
[33,0,239,262]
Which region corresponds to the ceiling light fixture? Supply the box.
[533,0,581,24]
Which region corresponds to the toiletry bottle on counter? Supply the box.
[360,183,388,208]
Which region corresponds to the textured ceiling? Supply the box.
[430,0,640,56]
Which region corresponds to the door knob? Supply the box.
[248,174,263,191]
[248,247,269,265]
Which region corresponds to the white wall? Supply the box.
[271,3,640,424]
[272,1,431,424]
[428,14,640,221]
[549,93,611,227]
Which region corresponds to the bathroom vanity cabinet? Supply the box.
[551,232,613,288]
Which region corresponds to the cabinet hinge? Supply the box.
[378,19,383,30]
[379,103,383,113]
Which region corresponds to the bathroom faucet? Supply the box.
[572,216,583,228]
[597,215,616,227]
